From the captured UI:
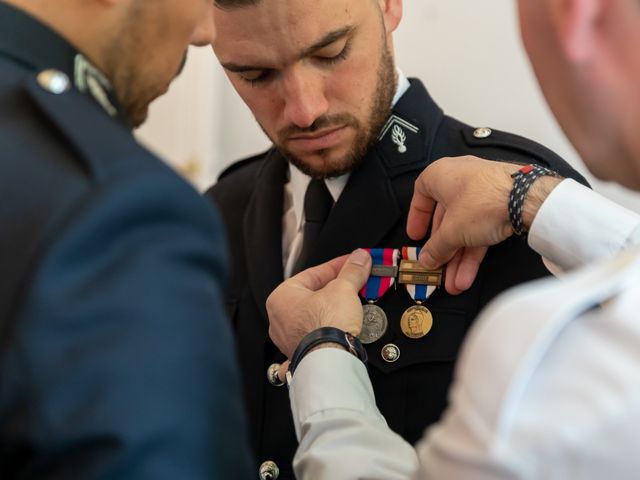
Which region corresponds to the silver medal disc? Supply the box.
[359,304,388,344]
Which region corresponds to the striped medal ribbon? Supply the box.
[400,247,436,339]
[358,248,399,344]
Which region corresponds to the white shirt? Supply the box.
[289,179,640,479]
[282,70,412,278]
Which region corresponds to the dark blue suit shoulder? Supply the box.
[21,71,172,184]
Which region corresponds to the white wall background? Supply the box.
[137,0,640,211]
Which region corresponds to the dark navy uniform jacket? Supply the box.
[207,78,588,479]
[0,4,252,478]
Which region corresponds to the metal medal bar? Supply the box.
[370,264,398,278]
[398,259,443,287]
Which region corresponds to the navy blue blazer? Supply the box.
[0,4,252,478]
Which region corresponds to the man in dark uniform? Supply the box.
[205,1,587,479]
[0,0,252,477]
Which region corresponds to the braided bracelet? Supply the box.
[509,164,560,237]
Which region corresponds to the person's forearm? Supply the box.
[290,349,419,479]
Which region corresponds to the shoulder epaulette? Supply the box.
[463,127,559,164]
[461,126,588,185]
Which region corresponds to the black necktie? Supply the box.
[292,179,333,274]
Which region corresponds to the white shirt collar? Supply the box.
[287,68,410,231]
[393,67,411,107]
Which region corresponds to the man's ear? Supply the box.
[378,0,402,35]
[550,0,602,63]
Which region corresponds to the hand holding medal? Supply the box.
[267,250,372,359]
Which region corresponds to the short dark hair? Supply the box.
[215,0,261,9]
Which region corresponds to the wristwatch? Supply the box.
[289,326,368,376]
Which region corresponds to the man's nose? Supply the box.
[190,7,216,47]
[281,68,329,129]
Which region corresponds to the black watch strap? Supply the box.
[289,327,368,376]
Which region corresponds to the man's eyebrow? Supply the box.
[300,25,355,57]
[221,62,268,73]
[220,25,355,73]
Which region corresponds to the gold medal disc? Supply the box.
[400,305,433,339]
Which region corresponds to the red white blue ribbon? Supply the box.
[402,246,437,302]
[359,248,399,301]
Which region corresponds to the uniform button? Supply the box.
[473,127,492,139]
[37,69,71,94]
[259,460,280,480]
[381,343,400,363]
[267,363,285,387]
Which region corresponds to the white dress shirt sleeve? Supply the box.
[528,179,640,270]
[290,348,419,480]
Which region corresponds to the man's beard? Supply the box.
[104,51,187,128]
[271,46,397,179]
[101,5,187,128]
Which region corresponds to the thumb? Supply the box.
[336,249,372,291]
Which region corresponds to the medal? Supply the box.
[400,305,433,339]
[400,247,437,339]
[361,303,388,344]
[358,248,399,344]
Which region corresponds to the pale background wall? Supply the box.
[136,0,640,211]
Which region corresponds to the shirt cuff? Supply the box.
[289,348,386,440]
[529,179,640,270]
